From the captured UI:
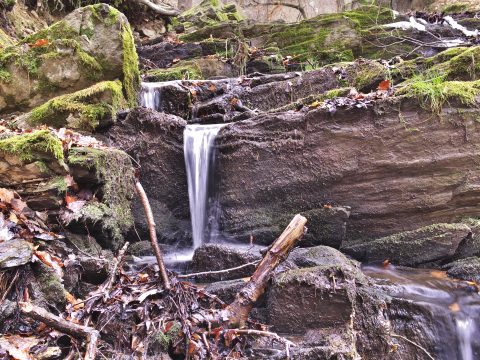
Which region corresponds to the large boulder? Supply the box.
[214,96,480,246]
[342,223,471,266]
[0,4,139,113]
[0,129,135,250]
[107,107,190,245]
[265,246,391,359]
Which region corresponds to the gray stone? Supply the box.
[189,243,262,282]
[342,223,471,266]
[443,257,480,282]
[0,239,32,268]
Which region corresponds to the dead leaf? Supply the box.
[382,259,390,268]
[377,79,391,91]
[30,38,49,48]
[0,188,15,203]
[449,302,461,313]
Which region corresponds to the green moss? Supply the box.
[397,74,480,113]
[28,80,125,131]
[146,63,203,81]
[67,147,134,247]
[150,322,182,351]
[22,21,77,44]
[47,176,68,194]
[34,263,66,306]
[121,23,140,108]
[443,3,468,14]
[0,130,64,161]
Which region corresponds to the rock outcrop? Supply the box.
[0,3,139,113]
[214,96,480,253]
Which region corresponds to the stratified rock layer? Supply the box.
[215,97,480,249]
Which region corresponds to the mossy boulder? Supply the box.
[16,80,126,131]
[145,58,236,81]
[0,130,69,210]
[65,146,135,250]
[0,4,139,113]
[342,223,471,266]
[443,256,480,282]
[176,0,244,34]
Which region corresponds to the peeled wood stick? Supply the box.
[19,302,99,360]
[226,214,307,326]
[177,260,260,279]
[135,181,171,290]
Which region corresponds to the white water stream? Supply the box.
[183,124,225,249]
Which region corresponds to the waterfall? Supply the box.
[184,124,225,249]
[456,318,475,360]
[140,82,160,109]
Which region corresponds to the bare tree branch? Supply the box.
[134,0,180,16]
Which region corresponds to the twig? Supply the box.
[391,333,435,360]
[227,329,296,347]
[177,261,260,279]
[0,269,19,303]
[99,242,129,298]
[19,302,100,360]
[135,181,171,290]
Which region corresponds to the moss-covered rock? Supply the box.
[0,129,64,161]
[176,0,244,34]
[342,223,471,266]
[66,146,135,250]
[18,80,126,131]
[0,4,139,113]
[146,62,203,81]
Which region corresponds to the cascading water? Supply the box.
[364,265,480,359]
[184,124,225,249]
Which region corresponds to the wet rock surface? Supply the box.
[189,243,262,282]
[342,223,471,266]
[0,238,32,268]
[215,98,480,247]
[108,107,190,245]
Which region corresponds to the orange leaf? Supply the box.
[30,39,49,48]
[377,79,391,91]
[65,195,77,204]
[138,273,149,283]
[382,259,390,268]
[208,84,217,92]
[449,302,461,313]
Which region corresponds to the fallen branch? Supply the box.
[226,214,307,326]
[133,0,180,16]
[20,302,100,360]
[177,260,260,279]
[191,214,307,327]
[135,181,171,290]
[391,333,435,360]
[99,241,129,297]
[227,329,296,347]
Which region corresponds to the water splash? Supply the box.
[184,124,226,249]
[456,318,475,360]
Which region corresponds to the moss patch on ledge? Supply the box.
[27,80,125,131]
[67,147,134,249]
[396,75,480,113]
[145,62,203,81]
[0,130,64,161]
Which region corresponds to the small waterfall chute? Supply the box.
[184,123,226,249]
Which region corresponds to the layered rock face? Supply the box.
[215,97,480,252]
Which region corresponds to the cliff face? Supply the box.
[215,97,480,249]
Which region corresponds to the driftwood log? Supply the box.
[192,214,307,327]
[19,302,100,360]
